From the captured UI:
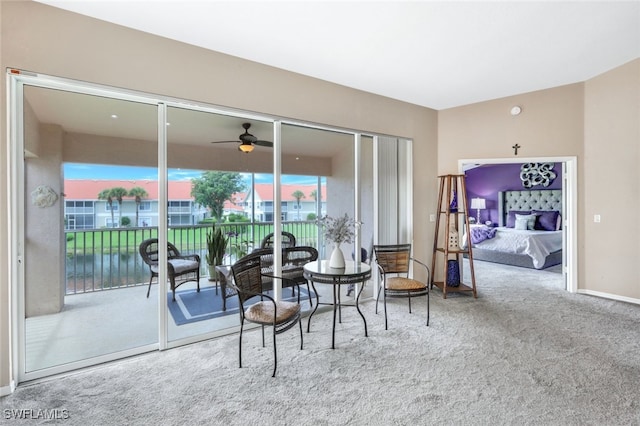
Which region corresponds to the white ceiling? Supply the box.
[36,0,640,110]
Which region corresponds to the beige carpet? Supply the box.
[2,260,639,425]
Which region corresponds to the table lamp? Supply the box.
[470,197,486,224]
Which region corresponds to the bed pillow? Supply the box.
[506,210,532,228]
[532,210,560,231]
[514,217,529,230]
[515,213,538,230]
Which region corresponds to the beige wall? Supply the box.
[438,82,585,171]
[0,1,437,391]
[584,59,640,298]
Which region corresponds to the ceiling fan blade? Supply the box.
[209,123,270,149]
[240,133,257,143]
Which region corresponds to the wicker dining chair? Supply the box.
[139,238,201,301]
[230,255,303,377]
[373,244,430,330]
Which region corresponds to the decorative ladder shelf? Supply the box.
[431,174,478,299]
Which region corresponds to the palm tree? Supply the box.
[128,186,149,227]
[110,187,129,227]
[97,189,115,228]
[98,187,128,227]
[310,189,320,219]
[291,190,305,221]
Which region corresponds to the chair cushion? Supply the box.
[151,259,198,274]
[387,277,426,291]
[245,301,300,324]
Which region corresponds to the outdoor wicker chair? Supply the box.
[231,255,303,377]
[260,231,296,249]
[220,246,317,310]
[373,244,430,330]
[139,238,201,301]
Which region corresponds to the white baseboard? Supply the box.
[0,380,16,397]
[578,289,640,305]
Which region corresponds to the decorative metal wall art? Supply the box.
[31,185,59,208]
[520,163,556,188]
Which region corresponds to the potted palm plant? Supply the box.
[206,225,228,281]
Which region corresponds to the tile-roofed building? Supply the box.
[64,179,206,229]
[243,183,327,222]
[63,179,326,229]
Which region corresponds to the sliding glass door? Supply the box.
[20,84,159,379]
[164,106,277,343]
[11,71,413,383]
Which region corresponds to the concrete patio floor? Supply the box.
[25,277,374,374]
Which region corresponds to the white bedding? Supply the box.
[464,227,563,269]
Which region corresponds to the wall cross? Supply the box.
[512,144,521,155]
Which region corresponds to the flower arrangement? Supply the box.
[319,213,355,245]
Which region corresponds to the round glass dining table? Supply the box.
[303,260,371,349]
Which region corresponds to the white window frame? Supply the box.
[7,69,408,386]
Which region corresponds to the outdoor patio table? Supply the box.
[303,260,371,349]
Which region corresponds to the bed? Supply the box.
[464,189,564,269]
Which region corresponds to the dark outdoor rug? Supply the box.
[167,286,315,325]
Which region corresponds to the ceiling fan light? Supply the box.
[238,143,254,153]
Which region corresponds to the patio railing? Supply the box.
[65,221,320,295]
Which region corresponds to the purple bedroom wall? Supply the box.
[464,163,562,225]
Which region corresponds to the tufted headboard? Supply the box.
[498,189,563,227]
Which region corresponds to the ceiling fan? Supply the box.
[210,122,273,153]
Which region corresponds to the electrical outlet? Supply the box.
[594,214,601,223]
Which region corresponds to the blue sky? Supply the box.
[63,163,321,185]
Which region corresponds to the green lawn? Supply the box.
[65,222,319,255]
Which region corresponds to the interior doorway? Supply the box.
[458,156,577,293]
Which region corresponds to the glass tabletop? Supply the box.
[303,260,371,277]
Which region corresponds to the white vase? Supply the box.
[329,244,346,268]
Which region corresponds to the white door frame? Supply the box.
[458,156,578,293]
